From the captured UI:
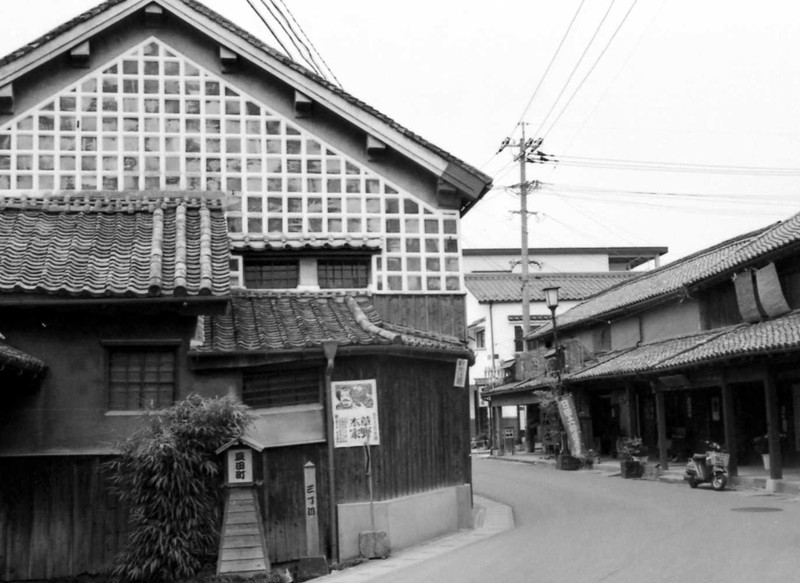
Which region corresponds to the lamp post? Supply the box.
[543,286,561,393]
[543,286,566,457]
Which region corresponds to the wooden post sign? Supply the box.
[215,437,269,577]
[304,461,320,556]
[453,358,468,387]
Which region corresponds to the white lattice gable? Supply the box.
[0,37,463,293]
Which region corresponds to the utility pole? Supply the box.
[498,125,542,336]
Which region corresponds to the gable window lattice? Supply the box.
[318,258,369,289]
[243,367,321,409]
[0,37,463,294]
[108,347,176,411]
[243,259,299,289]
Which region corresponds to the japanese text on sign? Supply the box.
[331,379,380,448]
[226,448,253,484]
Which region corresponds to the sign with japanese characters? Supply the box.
[453,358,468,387]
[557,393,585,457]
[303,461,320,556]
[226,448,253,485]
[331,379,380,448]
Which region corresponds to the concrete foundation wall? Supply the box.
[337,484,472,560]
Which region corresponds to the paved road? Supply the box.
[371,456,800,583]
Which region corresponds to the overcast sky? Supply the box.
[1,0,798,265]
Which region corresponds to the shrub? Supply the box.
[106,395,251,583]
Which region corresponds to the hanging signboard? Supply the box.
[331,379,380,448]
[453,358,468,387]
[226,448,254,485]
[557,393,584,457]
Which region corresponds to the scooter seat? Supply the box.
[692,454,707,462]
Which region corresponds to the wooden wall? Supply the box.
[372,294,467,340]
[258,353,471,564]
[0,456,128,581]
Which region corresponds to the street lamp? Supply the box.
[542,286,560,380]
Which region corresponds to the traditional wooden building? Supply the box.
[464,246,666,449]
[522,212,800,483]
[0,0,491,579]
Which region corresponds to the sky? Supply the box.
[1,0,798,265]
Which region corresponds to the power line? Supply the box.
[263,0,325,76]
[556,0,666,158]
[514,0,587,134]
[541,0,639,140]
[480,1,586,171]
[246,0,293,60]
[272,0,343,87]
[255,0,324,76]
[533,0,618,139]
[531,153,800,176]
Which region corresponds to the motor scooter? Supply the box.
[683,441,728,490]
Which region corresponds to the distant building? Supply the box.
[463,247,666,448]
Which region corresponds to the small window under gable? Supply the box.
[243,258,299,289]
[318,257,370,289]
[243,367,321,408]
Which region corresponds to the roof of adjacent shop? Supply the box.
[192,290,470,358]
[465,272,635,304]
[492,310,800,395]
[0,194,231,300]
[529,211,800,339]
[0,337,46,375]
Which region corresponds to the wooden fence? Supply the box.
[0,456,128,581]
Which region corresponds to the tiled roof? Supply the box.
[567,310,800,382]
[464,272,635,303]
[229,233,383,252]
[0,194,230,299]
[0,0,492,201]
[531,213,800,338]
[568,329,728,381]
[193,290,468,355]
[0,338,46,375]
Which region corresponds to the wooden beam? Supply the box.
[294,90,313,118]
[720,373,738,477]
[144,3,165,27]
[68,41,91,68]
[0,83,13,114]
[366,135,387,161]
[763,369,783,479]
[220,45,239,73]
[653,382,669,470]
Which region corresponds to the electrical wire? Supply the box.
[541,0,639,141]
[256,0,324,76]
[539,182,800,203]
[532,153,800,176]
[246,0,293,60]
[480,0,586,171]
[556,0,666,159]
[514,0,587,135]
[532,0,618,139]
[263,0,324,75]
[273,0,343,88]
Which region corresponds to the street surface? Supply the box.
[374,457,800,583]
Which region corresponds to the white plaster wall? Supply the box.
[337,484,472,560]
[463,252,610,273]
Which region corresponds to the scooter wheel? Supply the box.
[711,474,727,491]
[688,477,699,489]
